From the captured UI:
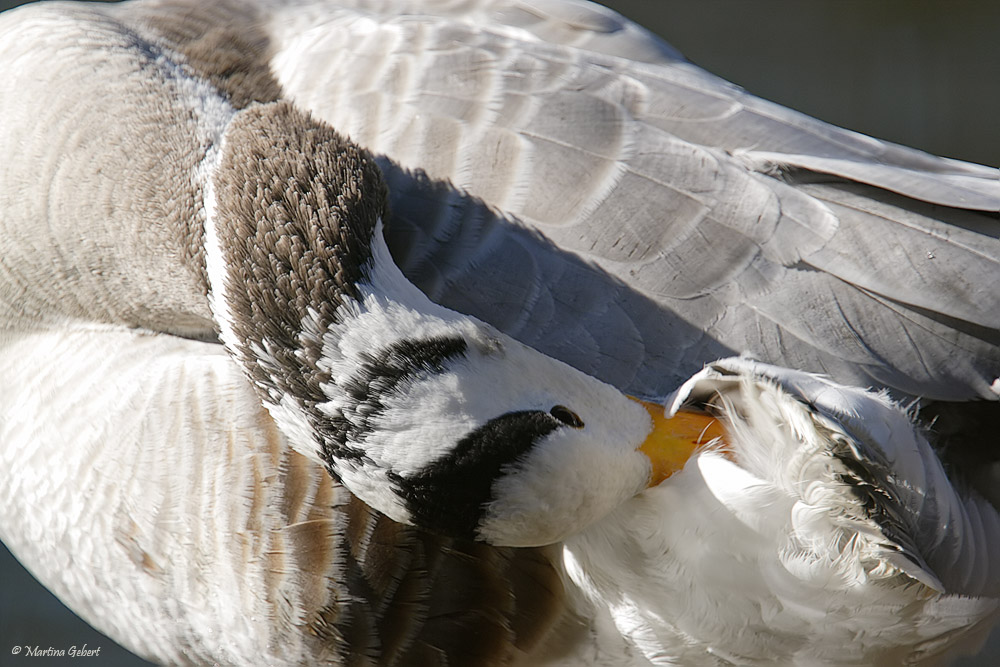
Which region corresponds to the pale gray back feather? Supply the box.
[266,0,1000,401]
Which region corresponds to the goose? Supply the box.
[1,0,998,665]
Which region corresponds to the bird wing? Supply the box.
[262,0,1000,400]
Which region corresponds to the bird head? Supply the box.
[316,306,660,546]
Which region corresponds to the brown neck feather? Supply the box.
[211,101,388,445]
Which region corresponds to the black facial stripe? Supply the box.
[361,337,470,385]
[392,410,562,540]
[322,336,469,463]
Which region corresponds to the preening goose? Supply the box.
[0,0,998,665]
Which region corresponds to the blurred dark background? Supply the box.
[1,1,997,665]
[609,0,999,167]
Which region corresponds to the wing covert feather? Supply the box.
[268,2,1000,399]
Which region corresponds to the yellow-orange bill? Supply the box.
[630,398,728,487]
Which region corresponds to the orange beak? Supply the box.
[630,398,728,487]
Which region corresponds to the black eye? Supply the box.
[550,405,584,428]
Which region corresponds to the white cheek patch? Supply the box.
[313,298,480,471]
[319,296,470,390]
[355,357,539,477]
[362,374,475,474]
[480,424,651,546]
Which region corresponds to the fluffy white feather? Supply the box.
[565,358,1000,665]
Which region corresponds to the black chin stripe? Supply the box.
[392,410,561,540]
[323,336,469,461]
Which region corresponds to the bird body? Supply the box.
[1,0,999,665]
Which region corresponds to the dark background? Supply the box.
[1,1,997,665]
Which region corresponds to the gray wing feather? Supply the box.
[270,2,1000,400]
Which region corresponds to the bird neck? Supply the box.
[204,101,393,466]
